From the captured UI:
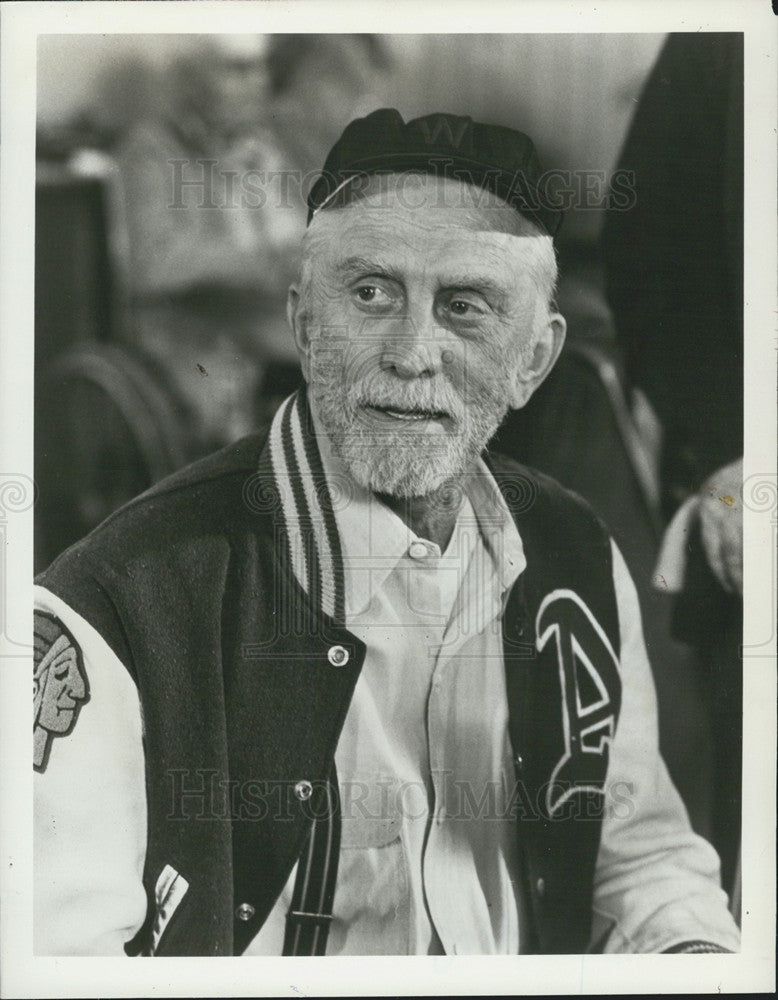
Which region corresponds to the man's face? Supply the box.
[292,175,563,497]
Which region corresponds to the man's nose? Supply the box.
[380,312,446,380]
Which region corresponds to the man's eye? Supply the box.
[354,284,391,305]
[447,298,484,318]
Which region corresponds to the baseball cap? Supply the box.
[306,107,563,236]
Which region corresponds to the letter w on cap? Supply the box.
[417,115,469,148]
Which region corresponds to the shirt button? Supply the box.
[235,902,255,921]
[327,644,349,667]
[294,779,313,802]
[514,754,525,771]
[408,541,429,560]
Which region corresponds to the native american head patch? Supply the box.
[33,611,90,773]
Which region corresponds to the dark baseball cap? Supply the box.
[307,107,563,236]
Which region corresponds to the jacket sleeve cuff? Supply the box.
[662,941,733,954]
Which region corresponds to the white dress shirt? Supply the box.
[246,427,527,954]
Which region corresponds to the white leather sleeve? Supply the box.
[591,542,741,953]
[33,585,148,955]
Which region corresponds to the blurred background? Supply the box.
[35,32,664,562]
[34,33,742,913]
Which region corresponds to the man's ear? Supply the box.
[287,285,311,381]
[508,311,566,410]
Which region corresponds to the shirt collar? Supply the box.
[308,400,526,617]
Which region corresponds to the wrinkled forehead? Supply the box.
[306,174,548,277]
[312,171,538,234]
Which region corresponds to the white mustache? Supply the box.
[351,381,465,421]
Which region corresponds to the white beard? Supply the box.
[309,358,512,498]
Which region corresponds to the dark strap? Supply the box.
[283,767,341,956]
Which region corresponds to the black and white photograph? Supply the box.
[0,1,775,996]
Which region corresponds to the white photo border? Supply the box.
[1,1,775,995]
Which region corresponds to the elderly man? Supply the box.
[34,110,740,957]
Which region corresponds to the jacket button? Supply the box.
[408,541,429,560]
[536,877,546,898]
[294,779,313,801]
[514,754,524,771]
[235,902,255,921]
[327,644,349,667]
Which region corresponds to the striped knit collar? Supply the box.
[266,388,346,625]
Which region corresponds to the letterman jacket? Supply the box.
[33,390,739,956]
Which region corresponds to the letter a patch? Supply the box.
[536,590,621,817]
[33,611,90,772]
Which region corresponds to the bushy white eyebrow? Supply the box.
[334,255,511,302]
[335,256,399,279]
